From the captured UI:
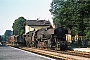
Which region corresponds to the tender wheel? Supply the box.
[60,44,68,51]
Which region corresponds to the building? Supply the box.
[24,20,51,34]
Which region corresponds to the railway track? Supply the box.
[21,47,74,60]
[20,47,90,60]
[57,50,90,58]
[40,48,90,58]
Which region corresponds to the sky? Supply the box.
[0,0,52,35]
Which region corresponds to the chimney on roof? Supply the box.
[37,17,40,21]
[44,20,46,24]
[37,18,39,21]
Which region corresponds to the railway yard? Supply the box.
[1,0,90,60]
[13,46,90,60]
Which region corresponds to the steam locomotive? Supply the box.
[25,26,69,50]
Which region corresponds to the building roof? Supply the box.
[25,20,50,26]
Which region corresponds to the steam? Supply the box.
[49,18,55,28]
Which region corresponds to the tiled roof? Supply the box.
[25,20,50,26]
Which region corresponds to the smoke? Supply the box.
[50,19,53,26]
[49,17,55,28]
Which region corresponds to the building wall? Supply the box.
[25,25,30,34]
[25,25,50,34]
[34,26,50,31]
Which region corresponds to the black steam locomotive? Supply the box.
[25,26,69,50]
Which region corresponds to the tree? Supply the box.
[4,30,12,41]
[77,0,90,36]
[50,0,79,34]
[4,30,12,36]
[12,17,26,35]
[50,0,90,36]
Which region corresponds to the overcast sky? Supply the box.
[0,0,52,35]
